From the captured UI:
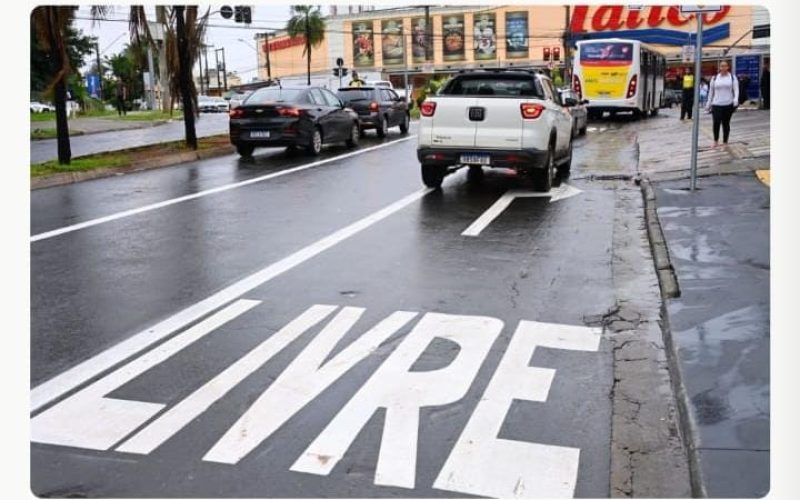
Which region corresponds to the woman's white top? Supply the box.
[707,72,739,107]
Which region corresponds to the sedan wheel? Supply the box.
[307,128,323,156]
[346,123,360,148]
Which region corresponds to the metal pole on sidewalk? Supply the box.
[146,44,156,110]
[690,14,704,192]
[403,26,409,103]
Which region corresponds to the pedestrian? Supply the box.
[699,78,709,108]
[115,79,128,116]
[737,73,750,106]
[706,60,739,147]
[760,60,770,109]
[679,67,695,120]
[349,70,365,88]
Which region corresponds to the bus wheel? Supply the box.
[650,108,659,117]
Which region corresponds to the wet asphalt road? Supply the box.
[30,113,230,164]
[30,121,646,497]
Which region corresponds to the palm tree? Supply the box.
[31,6,80,164]
[286,6,326,85]
[97,6,208,149]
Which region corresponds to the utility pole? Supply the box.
[214,48,221,91]
[221,48,228,91]
[146,43,156,110]
[204,45,211,94]
[564,6,571,83]
[198,49,204,94]
[265,31,272,79]
[402,25,409,102]
[690,14,703,192]
[95,42,104,100]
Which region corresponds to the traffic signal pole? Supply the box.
[690,15,703,191]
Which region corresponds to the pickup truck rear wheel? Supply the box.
[421,163,446,188]
[532,146,554,192]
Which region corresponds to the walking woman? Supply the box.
[705,60,739,147]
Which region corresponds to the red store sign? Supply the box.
[570,5,731,33]
[265,36,306,52]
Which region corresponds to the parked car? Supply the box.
[198,95,228,113]
[416,68,573,191]
[226,90,253,109]
[558,88,589,137]
[229,86,360,157]
[336,86,410,138]
[664,89,682,108]
[30,101,55,113]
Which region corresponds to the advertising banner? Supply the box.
[442,15,465,61]
[382,19,404,66]
[473,13,497,60]
[352,22,375,67]
[411,17,430,62]
[735,54,761,100]
[505,11,529,59]
[86,74,100,99]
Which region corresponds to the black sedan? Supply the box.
[229,86,360,157]
[336,87,410,138]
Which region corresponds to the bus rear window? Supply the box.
[580,42,633,64]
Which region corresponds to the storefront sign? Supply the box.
[505,12,529,59]
[411,17,430,62]
[353,22,375,67]
[442,15,465,61]
[267,36,305,52]
[473,13,497,61]
[570,5,730,33]
[382,19,405,66]
[734,54,761,100]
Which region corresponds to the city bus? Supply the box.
[572,38,666,119]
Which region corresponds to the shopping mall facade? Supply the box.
[255,5,769,97]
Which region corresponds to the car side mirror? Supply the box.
[582,99,590,105]
[564,97,578,107]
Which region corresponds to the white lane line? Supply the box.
[461,192,517,237]
[31,136,417,243]
[30,187,433,413]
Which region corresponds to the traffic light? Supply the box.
[543,47,551,61]
[341,67,349,77]
[333,67,340,77]
[553,47,561,61]
[234,6,243,23]
[242,6,251,24]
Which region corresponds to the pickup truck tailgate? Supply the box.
[429,97,479,148]
[473,98,524,149]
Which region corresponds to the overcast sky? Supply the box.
[72,4,295,82]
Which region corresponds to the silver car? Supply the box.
[559,88,589,137]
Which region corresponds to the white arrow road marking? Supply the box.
[31,187,432,413]
[461,184,583,237]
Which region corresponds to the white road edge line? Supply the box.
[30,187,433,413]
[31,135,417,243]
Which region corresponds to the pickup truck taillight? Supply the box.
[420,101,437,117]
[520,103,545,119]
[229,108,244,118]
[369,101,379,112]
[626,75,638,98]
[572,74,582,100]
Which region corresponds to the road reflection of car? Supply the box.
[30,101,55,113]
[558,88,589,137]
[336,86,410,138]
[229,86,360,157]
[663,89,681,108]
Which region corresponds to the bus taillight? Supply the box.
[572,74,582,99]
[626,75,638,98]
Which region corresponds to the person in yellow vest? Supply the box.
[349,70,365,88]
[680,67,695,120]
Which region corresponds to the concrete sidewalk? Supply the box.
[638,107,770,497]
[30,113,177,138]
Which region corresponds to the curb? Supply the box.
[639,177,706,498]
[29,119,174,141]
[30,144,235,190]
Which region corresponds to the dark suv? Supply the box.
[336,87,410,137]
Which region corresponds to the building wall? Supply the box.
[263,5,758,78]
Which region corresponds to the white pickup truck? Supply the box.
[416,69,574,191]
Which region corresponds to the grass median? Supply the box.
[31,134,232,179]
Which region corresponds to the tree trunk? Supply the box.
[174,6,197,149]
[305,14,311,86]
[156,6,171,113]
[47,7,71,164]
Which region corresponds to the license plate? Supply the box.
[460,154,490,165]
[250,130,270,138]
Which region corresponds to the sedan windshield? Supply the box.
[245,88,304,105]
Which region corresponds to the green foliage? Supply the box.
[30,17,96,95]
[286,5,326,53]
[551,69,564,88]
[416,76,450,109]
[31,154,130,177]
